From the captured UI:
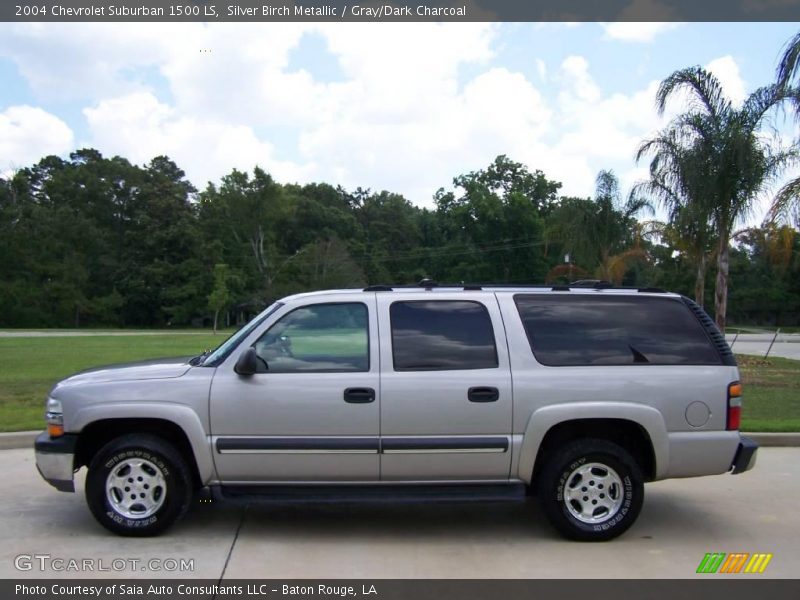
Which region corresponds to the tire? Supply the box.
[85,434,193,536]
[537,438,644,541]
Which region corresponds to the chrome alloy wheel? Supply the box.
[105,458,167,519]
[563,462,624,524]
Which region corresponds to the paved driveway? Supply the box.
[1,447,798,579]
[725,333,800,360]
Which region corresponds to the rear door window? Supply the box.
[390,300,498,371]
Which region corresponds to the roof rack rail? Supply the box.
[569,279,614,289]
[363,282,668,293]
[363,285,393,292]
[418,278,438,289]
[461,283,556,289]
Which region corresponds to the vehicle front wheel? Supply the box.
[537,439,644,541]
[85,434,193,536]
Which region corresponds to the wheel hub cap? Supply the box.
[563,462,624,524]
[105,458,167,519]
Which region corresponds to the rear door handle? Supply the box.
[468,386,499,402]
[344,387,376,403]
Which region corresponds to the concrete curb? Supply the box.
[1,430,799,451]
[745,432,800,446]
[0,430,38,450]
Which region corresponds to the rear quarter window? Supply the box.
[513,294,722,366]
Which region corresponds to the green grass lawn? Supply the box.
[0,334,222,432]
[737,354,800,432]
[0,334,798,433]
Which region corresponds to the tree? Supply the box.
[291,237,367,290]
[208,264,232,334]
[635,127,717,305]
[200,168,290,297]
[548,171,652,284]
[769,31,800,224]
[432,157,556,283]
[120,156,201,326]
[645,66,795,329]
[352,190,423,283]
[728,225,800,325]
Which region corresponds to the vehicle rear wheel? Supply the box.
[537,438,644,541]
[85,434,192,536]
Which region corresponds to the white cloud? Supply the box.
[559,56,603,104]
[543,61,667,198]
[294,65,552,204]
[82,92,311,187]
[0,105,74,174]
[0,23,182,100]
[601,22,680,43]
[706,55,747,107]
[1,22,686,203]
[535,59,548,82]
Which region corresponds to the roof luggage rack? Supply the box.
[569,279,614,288]
[362,281,666,293]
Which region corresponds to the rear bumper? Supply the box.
[731,436,758,474]
[34,432,77,492]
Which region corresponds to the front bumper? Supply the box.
[34,432,77,492]
[731,436,758,474]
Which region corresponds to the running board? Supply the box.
[211,483,527,505]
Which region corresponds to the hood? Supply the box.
[53,356,194,388]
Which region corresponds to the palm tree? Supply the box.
[735,224,796,272]
[635,127,717,305]
[777,32,800,87]
[637,67,794,330]
[548,170,652,284]
[771,32,800,224]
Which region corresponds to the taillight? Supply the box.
[727,382,742,430]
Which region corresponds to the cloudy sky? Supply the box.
[0,21,797,209]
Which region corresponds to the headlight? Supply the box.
[46,397,62,414]
[45,397,64,438]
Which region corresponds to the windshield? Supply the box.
[198,302,283,367]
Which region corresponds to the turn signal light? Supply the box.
[727,382,742,431]
[47,423,64,438]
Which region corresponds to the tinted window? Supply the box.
[391,301,498,371]
[253,303,369,373]
[514,294,721,366]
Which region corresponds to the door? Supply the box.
[377,293,513,481]
[209,295,380,482]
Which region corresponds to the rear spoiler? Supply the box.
[681,296,737,367]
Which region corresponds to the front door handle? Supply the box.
[344,387,376,403]
[468,386,499,402]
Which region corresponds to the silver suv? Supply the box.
[34,283,758,541]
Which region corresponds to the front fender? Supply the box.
[71,403,215,484]
[516,402,669,483]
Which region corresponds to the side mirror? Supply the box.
[234,347,259,376]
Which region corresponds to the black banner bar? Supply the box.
[3,0,800,23]
[3,579,800,600]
